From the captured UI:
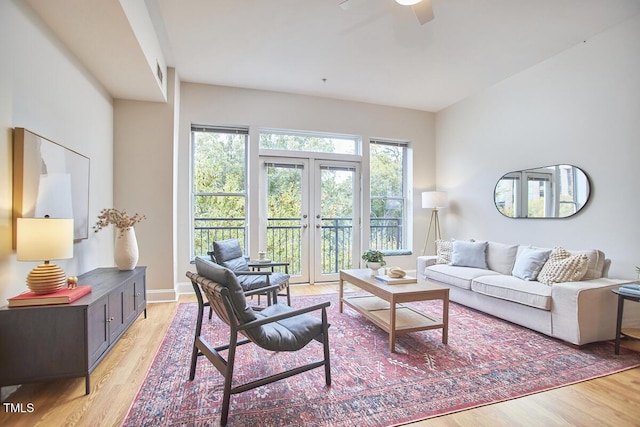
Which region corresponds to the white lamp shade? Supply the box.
[422,191,448,209]
[396,0,422,5]
[17,218,74,261]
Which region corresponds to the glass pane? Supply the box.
[260,132,357,154]
[193,131,246,193]
[193,195,246,256]
[370,143,405,250]
[266,164,303,275]
[495,177,519,217]
[370,143,403,197]
[320,167,354,274]
[527,178,549,218]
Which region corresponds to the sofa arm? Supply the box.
[416,256,438,280]
[550,278,639,345]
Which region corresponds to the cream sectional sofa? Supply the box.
[417,241,638,345]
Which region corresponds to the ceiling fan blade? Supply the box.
[339,0,369,11]
[412,0,434,25]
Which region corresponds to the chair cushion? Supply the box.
[238,272,290,291]
[212,239,250,272]
[195,256,257,323]
[246,303,325,351]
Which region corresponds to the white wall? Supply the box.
[436,15,640,279]
[176,84,436,289]
[0,0,114,303]
[113,68,179,301]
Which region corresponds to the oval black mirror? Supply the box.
[494,164,590,218]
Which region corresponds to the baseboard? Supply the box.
[147,288,178,303]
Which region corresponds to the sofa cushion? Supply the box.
[424,264,500,290]
[537,247,589,285]
[450,240,488,269]
[565,249,606,280]
[471,275,552,310]
[511,246,552,281]
[486,241,519,275]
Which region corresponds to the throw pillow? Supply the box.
[537,247,589,285]
[449,240,488,269]
[486,241,519,275]
[435,239,452,264]
[511,246,552,281]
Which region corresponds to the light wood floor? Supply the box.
[1,283,639,426]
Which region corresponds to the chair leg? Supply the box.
[322,307,331,386]
[286,283,291,306]
[190,296,205,381]
[220,331,238,426]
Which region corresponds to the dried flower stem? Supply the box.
[94,208,146,236]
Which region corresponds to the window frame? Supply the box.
[190,125,249,258]
[368,138,410,253]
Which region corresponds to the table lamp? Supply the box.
[17,217,74,294]
[422,191,448,256]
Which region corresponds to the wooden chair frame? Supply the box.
[187,272,331,426]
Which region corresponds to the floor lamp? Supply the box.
[422,191,448,256]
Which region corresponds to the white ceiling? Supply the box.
[27,0,640,112]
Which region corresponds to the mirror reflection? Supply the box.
[494,164,590,218]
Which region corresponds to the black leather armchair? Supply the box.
[187,258,331,426]
[208,238,291,306]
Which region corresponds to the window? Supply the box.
[191,125,248,257]
[260,129,358,154]
[369,139,409,252]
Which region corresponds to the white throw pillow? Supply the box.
[449,240,488,269]
[435,239,452,264]
[511,247,552,281]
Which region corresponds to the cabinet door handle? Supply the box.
[107,317,114,322]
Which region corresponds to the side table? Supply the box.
[247,260,291,305]
[612,287,640,355]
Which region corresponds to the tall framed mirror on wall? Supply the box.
[494,164,590,219]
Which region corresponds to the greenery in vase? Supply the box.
[94,208,146,236]
[361,249,386,266]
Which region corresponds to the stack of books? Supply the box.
[8,285,92,307]
[374,274,417,285]
[618,283,640,297]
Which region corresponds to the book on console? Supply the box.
[618,287,640,298]
[8,285,92,308]
[374,275,417,285]
[620,283,640,291]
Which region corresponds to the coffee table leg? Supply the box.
[339,277,344,313]
[442,294,449,345]
[389,298,396,352]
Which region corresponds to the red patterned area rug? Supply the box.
[123,295,640,426]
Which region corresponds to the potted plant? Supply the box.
[362,249,386,273]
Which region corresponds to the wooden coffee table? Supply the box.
[339,269,449,352]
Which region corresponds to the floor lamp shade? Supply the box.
[17,217,74,294]
[422,191,448,209]
[421,191,448,256]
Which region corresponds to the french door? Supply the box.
[260,157,360,284]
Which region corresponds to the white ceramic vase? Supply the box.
[367,262,382,275]
[114,227,139,271]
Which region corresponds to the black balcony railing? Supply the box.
[194,216,404,276]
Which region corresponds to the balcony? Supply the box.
[194,217,403,276]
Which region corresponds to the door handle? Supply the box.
[302,224,308,229]
[316,224,321,229]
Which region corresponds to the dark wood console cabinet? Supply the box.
[0,267,146,395]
